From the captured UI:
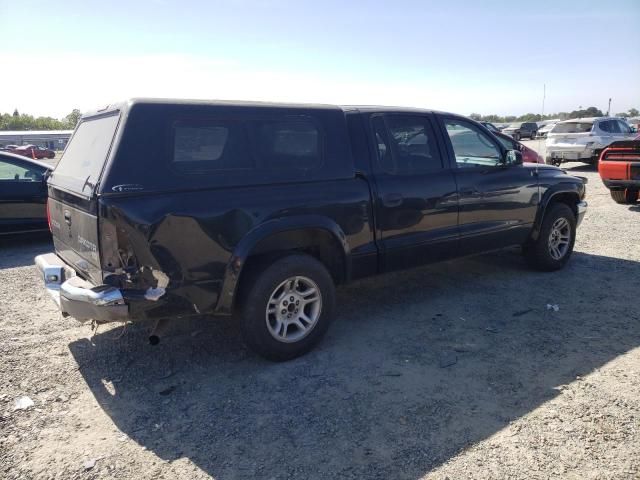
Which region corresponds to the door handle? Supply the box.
[382,193,403,208]
[63,210,71,225]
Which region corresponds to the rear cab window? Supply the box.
[371,115,443,175]
[170,117,322,174]
[49,112,120,195]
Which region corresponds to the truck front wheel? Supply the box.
[524,203,576,271]
[240,254,336,361]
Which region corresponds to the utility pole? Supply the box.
[607,98,611,116]
[541,84,546,118]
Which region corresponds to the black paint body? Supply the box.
[46,100,586,322]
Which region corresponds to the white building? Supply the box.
[0,130,73,150]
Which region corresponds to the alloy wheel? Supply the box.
[548,217,571,260]
[265,276,322,343]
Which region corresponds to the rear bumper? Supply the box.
[602,179,640,190]
[35,253,129,323]
[547,146,596,162]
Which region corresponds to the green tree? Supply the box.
[64,109,82,129]
[0,109,81,131]
[628,108,639,117]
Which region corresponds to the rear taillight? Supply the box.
[46,198,52,232]
[604,154,640,161]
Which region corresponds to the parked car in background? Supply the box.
[536,122,557,139]
[12,144,56,159]
[35,99,587,361]
[546,117,635,166]
[598,140,640,204]
[502,122,538,140]
[480,121,501,133]
[0,151,52,235]
[493,131,544,163]
[627,117,640,132]
[1,144,19,151]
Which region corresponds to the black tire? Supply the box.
[524,203,576,271]
[611,189,639,204]
[240,254,336,361]
[546,156,561,167]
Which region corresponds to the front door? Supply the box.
[438,117,539,255]
[369,114,459,271]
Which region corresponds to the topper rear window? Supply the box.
[50,112,120,194]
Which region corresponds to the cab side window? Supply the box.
[444,120,502,168]
[372,115,443,175]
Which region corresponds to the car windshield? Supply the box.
[552,122,593,133]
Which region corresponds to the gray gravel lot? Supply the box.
[1,156,639,479]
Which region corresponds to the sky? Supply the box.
[1,0,639,119]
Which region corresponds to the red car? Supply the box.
[492,130,544,163]
[11,144,56,160]
[598,138,640,204]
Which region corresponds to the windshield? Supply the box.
[552,122,593,134]
[50,112,120,194]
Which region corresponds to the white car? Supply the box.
[545,117,636,166]
[536,122,557,139]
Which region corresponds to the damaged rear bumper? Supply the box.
[35,253,129,323]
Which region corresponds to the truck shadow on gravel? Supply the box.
[0,234,52,269]
[69,250,640,479]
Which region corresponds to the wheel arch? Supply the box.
[531,186,581,241]
[215,215,350,315]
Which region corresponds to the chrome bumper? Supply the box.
[35,253,129,323]
[577,201,587,227]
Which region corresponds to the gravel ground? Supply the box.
[1,158,639,480]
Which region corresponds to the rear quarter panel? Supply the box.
[100,179,374,319]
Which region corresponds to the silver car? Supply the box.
[545,117,636,166]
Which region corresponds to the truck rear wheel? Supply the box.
[524,203,576,271]
[610,189,638,204]
[240,254,335,361]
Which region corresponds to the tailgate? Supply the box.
[47,110,121,283]
[48,196,101,280]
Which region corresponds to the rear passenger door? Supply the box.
[438,117,539,254]
[369,114,459,271]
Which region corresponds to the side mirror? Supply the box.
[505,150,523,166]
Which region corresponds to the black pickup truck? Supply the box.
[35,99,587,360]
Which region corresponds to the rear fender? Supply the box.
[215,215,350,314]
